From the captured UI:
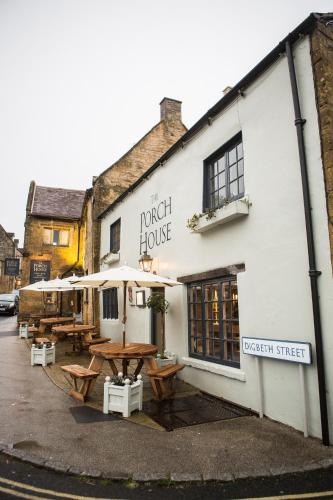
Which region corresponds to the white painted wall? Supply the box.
[100,37,333,442]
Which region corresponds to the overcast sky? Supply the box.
[1,0,332,244]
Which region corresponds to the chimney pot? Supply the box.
[223,86,233,96]
[160,97,182,122]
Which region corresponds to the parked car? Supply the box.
[0,293,19,315]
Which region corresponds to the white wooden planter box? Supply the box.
[31,343,55,367]
[19,322,31,339]
[156,353,177,368]
[193,199,250,233]
[103,375,143,417]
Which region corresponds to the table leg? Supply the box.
[122,358,128,376]
[134,358,144,377]
[107,359,118,375]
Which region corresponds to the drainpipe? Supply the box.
[285,40,329,446]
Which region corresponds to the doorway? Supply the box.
[150,287,165,352]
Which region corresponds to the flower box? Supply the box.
[103,375,143,418]
[31,343,55,367]
[156,352,177,368]
[192,199,250,233]
[100,252,120,266]
[19,322,31,339]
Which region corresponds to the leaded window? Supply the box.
[102,288,118,319]
[43,228,69,246]
[110,219,121,253]
[204,134,244,210]
[188,277,240,367]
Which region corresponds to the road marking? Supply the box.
[242,490,333,499]
[0,475,125,499]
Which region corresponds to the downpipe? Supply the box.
[285,40,329,446]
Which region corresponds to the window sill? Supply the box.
[100,252,120,265]
[182,356,246,381]
[101,318,119,323]
[193,198,250,233]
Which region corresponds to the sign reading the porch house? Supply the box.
[29,260,51,284]
[4,258,20,276]
[139,195,172,254]
[242,337,312,365]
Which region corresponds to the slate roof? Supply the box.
[31,186,85,220]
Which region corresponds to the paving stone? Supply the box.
[270,465,303,476]
[170,472,203,482]
[203,472,234,482]
[6,448,26,459]
[302,462,321,472]
[317,458,333,468]
[81,469,102,478]
[69,466,85,476]
[44,461,70,473]
[102,471,129,480]
[132,472,168,482]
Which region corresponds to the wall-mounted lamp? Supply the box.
[139,251,153,273]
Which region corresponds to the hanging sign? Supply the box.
[29,260,51,284]
[242,337,312,365]
[4,258,20,276]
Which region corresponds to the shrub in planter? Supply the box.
[146,292,169,358]
[103,372,143,418]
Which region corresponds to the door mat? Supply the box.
[69,405,120,424]
[143,393,253,431]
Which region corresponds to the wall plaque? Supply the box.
[29,260,51,284]
[4,258,20,276]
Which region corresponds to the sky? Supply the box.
[0,0,332,244]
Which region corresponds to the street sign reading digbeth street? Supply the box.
[242,337,312,365]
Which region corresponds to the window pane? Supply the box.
[222,282,230,300]
[229,164,237,182]
[210,176,218,193]
[218,171,225,188]
[53,230,60,245]
[233,342,240,363]
[218,188,226,205]
[213,161,219,176]
[238,159,244,176]
[230,180,238,197]
[237,142,243,159]
[59,230,69,246]
[238,176,244,194]
[218,156,225,173]
[228,146,237,165]
[43,229,52,245]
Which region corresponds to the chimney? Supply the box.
[160,98,182,122]
[14,239,19,248]
[7,233,14,239]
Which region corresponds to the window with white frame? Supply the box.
[203,133,244,211]
[43,228,70,247]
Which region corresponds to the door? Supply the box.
[150,287,165,353]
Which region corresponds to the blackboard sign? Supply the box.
[29,260,51,284]
[4,258,20,276]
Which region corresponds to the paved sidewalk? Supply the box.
[1,317,333,482]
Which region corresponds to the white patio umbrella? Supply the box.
[71,265,182,347]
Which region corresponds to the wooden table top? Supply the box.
[52,324,96,334]
[40,317,73,325]
[89,342,158,359]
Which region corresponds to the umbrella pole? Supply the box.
[122,281,128,348]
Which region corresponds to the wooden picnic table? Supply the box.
[39,316,74,334]
[52,324,96,352]
[89,342,158,377]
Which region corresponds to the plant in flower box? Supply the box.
[103,372,143,418]
[146,292,177,367]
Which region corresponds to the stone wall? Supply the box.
[0,225,17,293]
[19,216,83,319]
[311,19,333,271]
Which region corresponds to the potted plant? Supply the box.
[31,342,55,367]
[103,373,143,417]
[146,292,176,368]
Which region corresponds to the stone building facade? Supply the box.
[0,225,22,294]
[81,97,187,324]
[19,182,85,320]
[311,16,333,271]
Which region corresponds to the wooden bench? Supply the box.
[82,332,109,349]
[61,364,100,402]
[146,363,185,400]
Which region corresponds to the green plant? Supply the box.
[186,213,201,230]
[204,208,217,221]
[146,293,169,355]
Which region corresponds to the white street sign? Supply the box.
[242,337,312,365]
